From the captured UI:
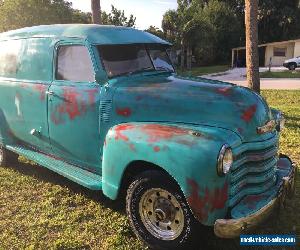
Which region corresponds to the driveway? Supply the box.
[202,67,300,90]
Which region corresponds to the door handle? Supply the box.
[46,91,54,95]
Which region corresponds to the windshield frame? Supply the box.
[97,43,174,79]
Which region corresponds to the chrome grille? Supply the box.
[229,144,278,207]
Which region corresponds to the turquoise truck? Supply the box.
[0,24,296,249]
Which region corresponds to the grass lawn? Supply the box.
[260,70,300,78]
[178,65,230,77]
[0,90,300,249]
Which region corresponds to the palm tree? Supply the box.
[91,0,101,24]
[245,0,260,93]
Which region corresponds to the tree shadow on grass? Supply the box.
[2,159,126,214]
[284,115,300,123]
[3,159,299,250]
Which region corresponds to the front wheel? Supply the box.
[126,170,196,250]
[288,63,297,71]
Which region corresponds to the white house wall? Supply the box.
[264,42,295,66]
[294,41,300,57]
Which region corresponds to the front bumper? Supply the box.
[214,155,297,238]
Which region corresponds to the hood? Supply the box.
[284,58,296,63]
[110,74,274,142]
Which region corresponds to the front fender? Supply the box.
[102,122,241,225]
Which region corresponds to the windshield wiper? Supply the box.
[124,67,155,76]
[155,66,174,72]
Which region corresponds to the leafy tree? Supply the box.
[0,1,136,32]
[162,10,180,45]
[72,10,92,24]
[162,0,240,66]
[101,5,136,27]
[0,0,75,32]
[145,26,165,39]
[222,0,300,44]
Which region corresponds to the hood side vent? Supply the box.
[100,100,112,123]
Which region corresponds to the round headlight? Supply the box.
[217,144,233,176]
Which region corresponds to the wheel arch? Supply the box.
[117,160,183,200]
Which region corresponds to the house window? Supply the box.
[273,47,286,57]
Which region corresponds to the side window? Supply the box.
[56,45,95,82]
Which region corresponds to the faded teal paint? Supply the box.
[102,122,241,225]
[0,25,294,230]
[0,24,170,46]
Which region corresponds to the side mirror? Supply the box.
[94,70,108,84]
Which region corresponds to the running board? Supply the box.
[6,145,102,190]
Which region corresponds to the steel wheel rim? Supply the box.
[139,188,185,241]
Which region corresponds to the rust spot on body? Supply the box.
[116,107,132,117]
[85,89,98,105]
[216,87,232,96]
[114,124,135,141]
[112,124,195,146]
[187,178,228,222]
[153,146,160,152]
[34,84,48,101]
[241,105,257,122]
[50,88,87,124]
[242,194,268,209]
[139,124,189,143]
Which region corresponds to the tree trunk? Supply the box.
[91,0,101,24]
[187,45,192,70]
[181,39,185,70]
[245,0,260,93]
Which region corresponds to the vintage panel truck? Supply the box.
[0,24,296,249]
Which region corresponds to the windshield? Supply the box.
[97,44,174,78]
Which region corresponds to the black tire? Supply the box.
[126,170,197,250]
[0,145,18,167]
[288,63,297,71]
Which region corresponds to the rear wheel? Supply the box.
[288,63,297,71]
[126,170,196,250]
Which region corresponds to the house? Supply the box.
[231,38,300,67]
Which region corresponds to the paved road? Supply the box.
[229,79,300,90]
[202,67,300,90]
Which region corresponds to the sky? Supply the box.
[69,0,178,30]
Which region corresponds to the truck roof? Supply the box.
[0,24,171,45]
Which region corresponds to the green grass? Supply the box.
[178,65,230,77]
[260,70,300,78]
[0,90,300,249]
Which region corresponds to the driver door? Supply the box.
[48,40,102,173]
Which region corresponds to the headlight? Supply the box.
[217,144,233,176]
